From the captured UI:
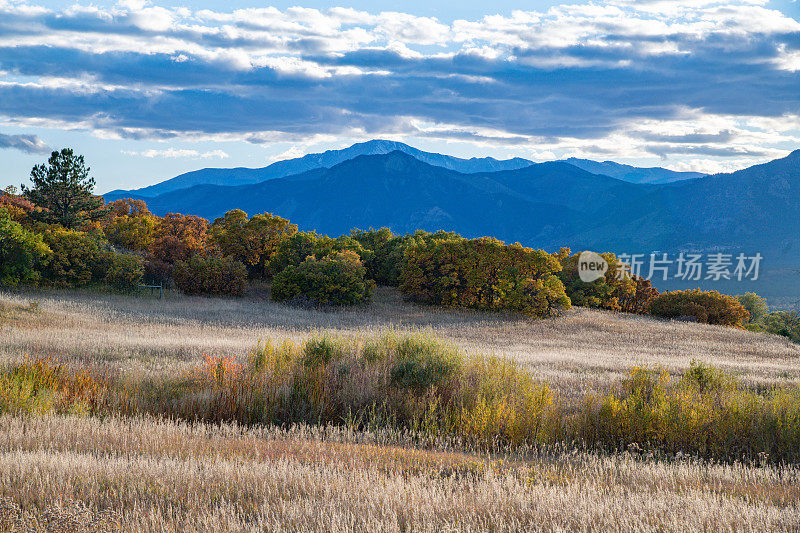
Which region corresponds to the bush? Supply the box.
[350,228,411,286]
[173,256,248,296]
[389,335,462,394]
[270,232,370,277]
[102,199,157,251]
[271,251,374,306]
[647,289,749,326]
[41,228,103,287]
[147,213,210,283]
[761,311,800,343]
[618,275,659,314]
[0,208,51,287]
[100,251,144,291]
[400,236,570,317]
[557,249,635,311]
[210,209,297,279]
[736,292,770,324]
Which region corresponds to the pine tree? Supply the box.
[22,148,108,228]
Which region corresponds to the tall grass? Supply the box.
[3,333,800,463]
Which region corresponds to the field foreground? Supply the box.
[1,415,799,532]
[1,288,799,531]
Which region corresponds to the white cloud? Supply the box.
[122,148,230,159]
[0,0,796,172]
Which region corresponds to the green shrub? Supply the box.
[681,360,732,393]
[271,251,374,306]
[761,311,800,342]
[0,208,51,287]
[400,236,570,317]
[101,251,145,291]
[173,255,248,296]
[556,249,635,311]
[350,228,411,286]
[42,228,103,287]
[389,335,462,394]
[647,289,749,326]
[302,335,346,368]
[736,292,769,324]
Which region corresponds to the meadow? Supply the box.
[1,287,800,531]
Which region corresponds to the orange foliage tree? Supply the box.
[147,213,210,282]
[209,209,297,279]
[102,199,158,251]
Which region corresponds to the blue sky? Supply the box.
[1,0,799,193]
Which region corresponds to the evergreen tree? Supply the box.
[22,148,107,228]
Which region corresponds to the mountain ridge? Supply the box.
[105,140,707,200]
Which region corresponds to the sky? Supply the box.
[0,0,799,193]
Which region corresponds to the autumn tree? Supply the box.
[647,289,749,326]
[209,209,297,278]
[102,199,157,251]
[22,148,108,229]
[147,213,210,282]
[618,275,659,314]
[0,188,36,223]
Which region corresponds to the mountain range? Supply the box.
[105,140,704,201]
[104,141,800,299]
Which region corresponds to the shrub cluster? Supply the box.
[0,209,50,287]
[271,251,374,306]
[5,334,800,463]
[556,249,635,311]
[173,256,248,296]
[647,289,750,326]
[400,236,570,317]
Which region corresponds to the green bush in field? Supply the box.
[271,251,374,306]
[556,248,636,311]
[173,255,248,296]
[736,292,770,324]
[389,335,462,394]
[761,311,800,342]
[0,208,51,287]
[400,236,570,317]
[41,227,103,287]
[647,289,749,326]
[100,251,145,291]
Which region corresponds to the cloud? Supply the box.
[122,148,229,159]
[0,132,50,154]
[0,0,797,168]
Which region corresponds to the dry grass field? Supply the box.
[1,286,798,391]
[1,287,799,531]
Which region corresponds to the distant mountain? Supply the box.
[133,148,800,262]
[137,151,605,243]
[581,148,800,256]
[105,140,706,201]
[561,158,706,184]
[105,140,533,200]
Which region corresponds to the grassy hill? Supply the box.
[1,287,799,531]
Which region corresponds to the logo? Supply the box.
[578,251,608,282]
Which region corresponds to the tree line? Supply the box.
[3,148,797,335]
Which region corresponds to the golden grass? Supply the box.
[1,288,800,531]
[1,287,798,395]
[1,414,799,532]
